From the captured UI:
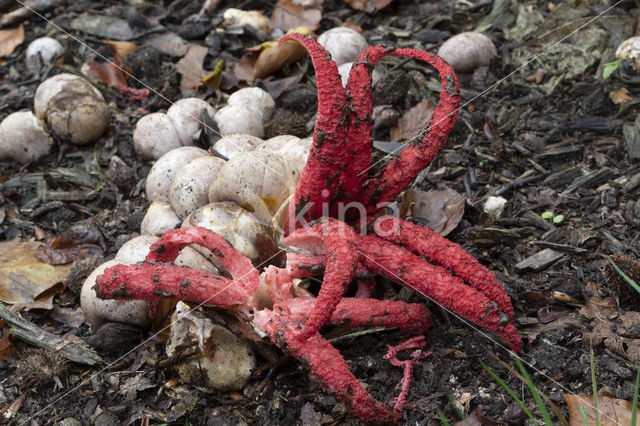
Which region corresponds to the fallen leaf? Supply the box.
[579,281,618,320]
[202,59,225,89]
[580,281,640,363]
[271,0,322,31]
[0,241,72,305]
[254,39,308,79]
[609,87,632,105]
[105,40,137,64]
[120,373,156,399]
[263,74,305,99]
[176,44,208,91]
[399,188,465,236]
[563,394,632,426]
[300,402,322,426]
[341,0,395,14]
[37,244,103,265]
[537,305,570,324]
[145,32,189,57]
[70,15,135,40]
[234,52,259,83]
[390,98,436,141]
[587,318,640,364]
[0,24,24,58]
[88,61,128,87]
[50,305,85,328]
[10,283,65,312]
[0,333,15,360]
[453,413,482,426]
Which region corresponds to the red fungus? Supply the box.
[93,35,522,425]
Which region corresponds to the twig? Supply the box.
[0,303,102,366]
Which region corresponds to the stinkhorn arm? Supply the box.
[94,263,251,306]
[360,49,460,211]
[278,34,351,232]
[357,234,522,352]
[373,216,515,319]
[281,219,358,341]
[145,227,259,293]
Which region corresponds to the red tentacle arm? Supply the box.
[281,297,432,334]
[384,336,431,422]
[373,216,515,319]
[281,219,359,341]
[356,234,522,352]
[359,48,460,211]
[252,309,392,423]
[278,34,351,232]
[336,46,389,202]
[94,264,250,307]
[145,226,259,294]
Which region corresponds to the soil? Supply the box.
[1,0,639,425]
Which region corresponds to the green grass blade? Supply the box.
[442,385,470,425]
[578,406,589,425]
[478,359,539,426]
[590,344,600,426]
[437,409,451,426]
[513,354,554,426]
[610,258,640,296]
[632,365,640,426]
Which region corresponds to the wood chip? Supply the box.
[515,248,563,272]
[561,167,614,194]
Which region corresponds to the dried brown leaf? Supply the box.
[10,283,65,312]
[0,241,72,305]
[341,0,395,14]
[105,40,137,63]
[0,333,15,360]
[609,87,632,105]
[537,305,570,324]
[263,74,305,99]
[176,44,208,90]
[234,52,259,83]
[145,32,189,57]
[50,305,85,328]
[579,281,618,320]
[37,244,103,265]
[399,188,465,236]
[563,394,632,426]
[390,98,435,141]
[453,413,482,426]
[254,41,308,79]
[271,0,322,31]
[0,24,24,58]
[88,61,128,87]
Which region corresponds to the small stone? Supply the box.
[483,196,507,219]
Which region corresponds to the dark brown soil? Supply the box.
[1,0,639,424]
